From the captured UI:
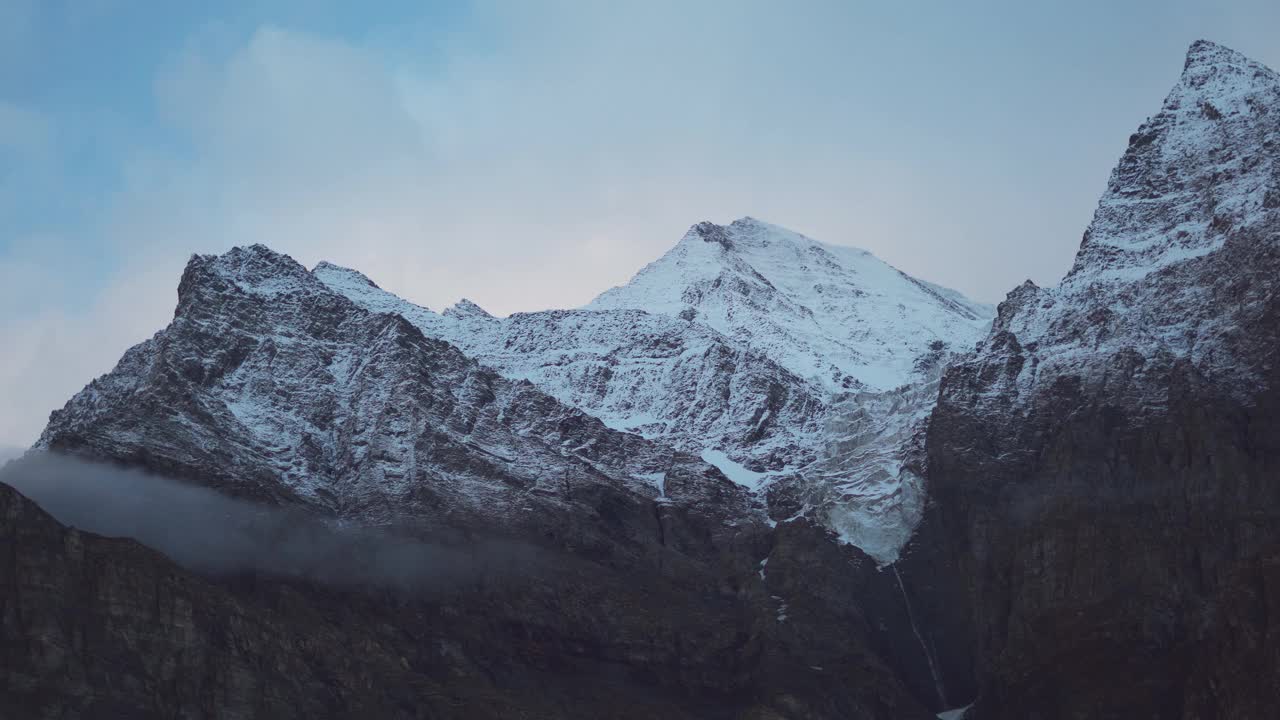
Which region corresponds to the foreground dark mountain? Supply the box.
[900,40,1280,718]
[2,467,948,719]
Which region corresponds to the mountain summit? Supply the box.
[590,217,992,392]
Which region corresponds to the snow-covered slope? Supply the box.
[589,217,993,392]
[313,263,829,474]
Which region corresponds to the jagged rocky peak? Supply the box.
[962,40,1280,407]
[42,242,775,528]
[311,260,380,290]
[308,219,991,564]
[690,219,735,248]
[1070,39,1280,283]
[178,244,315,307]
[911,41,1280,718]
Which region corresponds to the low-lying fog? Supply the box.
[1,452,535,592]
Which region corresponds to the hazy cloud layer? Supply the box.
[2,1,1278,447]
[1,452,536,591]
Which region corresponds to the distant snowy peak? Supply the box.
[589,216,993,391]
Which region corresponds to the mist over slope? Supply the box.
[1,452,536,591]
[0,447,21,466]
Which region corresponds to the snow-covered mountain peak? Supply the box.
[1068,40,1279,285]
[958,40,1280,413]
[311,220,994,563]
[312,261,380,290]
[1184,38,1262,72]
[181,245,315,301]
[444,298,495,321]
[589,218,993,392]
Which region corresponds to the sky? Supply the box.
[2,0,1278,448]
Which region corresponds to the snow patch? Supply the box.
[701,448,767,491]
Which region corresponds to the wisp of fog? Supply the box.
[0,451,534,592]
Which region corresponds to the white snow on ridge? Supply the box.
[589,217,993,393]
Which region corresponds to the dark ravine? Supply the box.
[4,38,1280,719]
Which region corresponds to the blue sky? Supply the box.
[2,0,1278,447]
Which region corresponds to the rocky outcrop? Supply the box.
[37,244,748,529]
[905,40,1280,718]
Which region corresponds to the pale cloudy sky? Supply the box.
[2,0,1278,448]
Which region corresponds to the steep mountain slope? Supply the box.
[960,40,1280,411]
[23,243,942,718]
[901,39,1280,718]
[37,245,738,529]
[590,217,992,393]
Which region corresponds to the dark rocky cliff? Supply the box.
[1,467,938,719]
[902,40,1280,719]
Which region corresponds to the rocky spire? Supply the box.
[1069,40,1280,283]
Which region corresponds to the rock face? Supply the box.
[905,40,1280,718]
[309,219,988,561]
[1,475,935,719]
[314,220,993,564]
[37,245,739,528]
